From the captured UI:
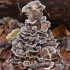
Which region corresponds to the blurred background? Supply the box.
[0,0,70,30]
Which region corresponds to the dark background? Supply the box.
[0,0,70,30]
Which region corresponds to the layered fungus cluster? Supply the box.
[11,1,64,70]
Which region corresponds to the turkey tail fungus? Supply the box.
[11,1,64,70]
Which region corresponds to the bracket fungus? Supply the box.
[11,1,64,70]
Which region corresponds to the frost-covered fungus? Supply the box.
[20,26,30,34]
[40,20,51,32]
[41,16,47,21]
[12,37,19,47]
[22,1,45,25]
[11,0,64,70]
[22,1,45,12]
